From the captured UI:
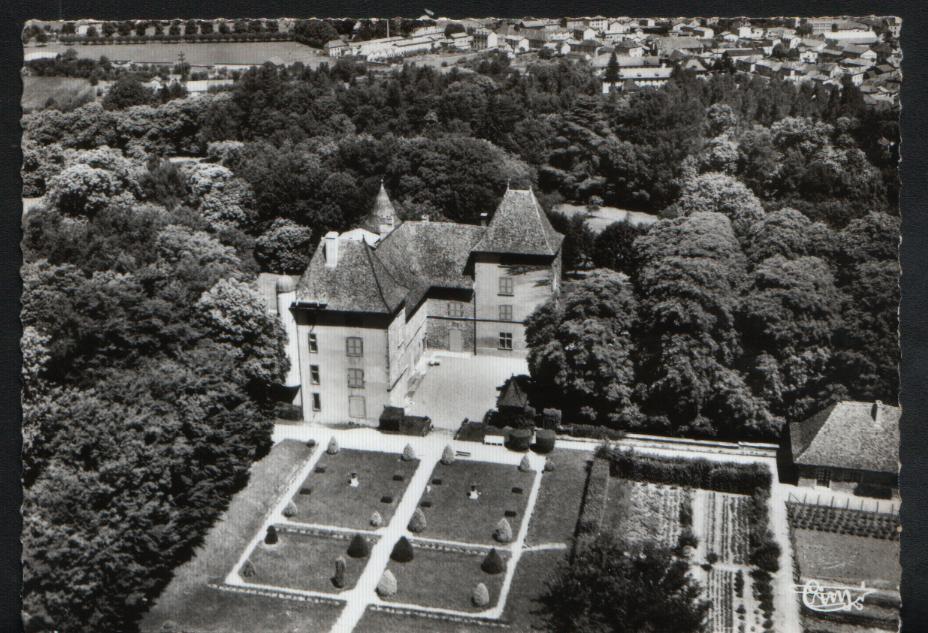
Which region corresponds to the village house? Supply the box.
[472,28,498,50]
[789,401,900,498]
[275,184,563,426]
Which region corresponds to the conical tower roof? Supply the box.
[363,180,399,236]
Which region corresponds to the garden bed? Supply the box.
[792,528,900,591]
[290,449,419,530]
[245,527,374,593]
[602,480,688,548]
[703,491,751,565]
[416,460,536,544]
[384,544,508,612]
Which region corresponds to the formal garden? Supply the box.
[413,457,537,545]
[289,446,420,530]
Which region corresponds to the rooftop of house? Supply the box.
[789,401,900,474]
[296,187,562,314]
[472,188,563,257]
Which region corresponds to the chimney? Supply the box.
[324,231,339,268]
[872,400,883,421]
[480,212,489,226]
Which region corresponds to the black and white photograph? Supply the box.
[16,10,907,633]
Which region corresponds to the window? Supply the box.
[311,393,321,411]
[348,368,365,388]
[498,276,514,296]
[499,332,513,350]
[448,302,465,318]
[310,365,320,385]
[499,305,513,321]
[308,333,318,353]
[816,468,831,487]
[349,396,366,418]
[346,337,363,357]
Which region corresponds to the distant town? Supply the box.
[23,15,901,106]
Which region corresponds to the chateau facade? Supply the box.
[275,185,564,426]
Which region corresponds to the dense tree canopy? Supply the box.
[541,533,708,633]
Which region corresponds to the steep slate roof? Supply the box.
[361,181,400,235]
[789,401,900,474]
[473,189,563,257]
[375,221,486,309]
[296,238,407,314]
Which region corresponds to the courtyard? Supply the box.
[405,353,529,431]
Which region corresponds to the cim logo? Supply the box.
[794,580,876,613]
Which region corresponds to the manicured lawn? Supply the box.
[525,449,592,545]
[356,549,563,632]
[246,528,374,593]
[144,588,342,633]
[291,449,419,530]
[354,608,478,633]
[416,460,536,544]
[793,528,900,591]
[501,550,564,630]
[140,440,318,632]
[384,544,508,612]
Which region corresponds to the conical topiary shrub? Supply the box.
[376,569,397,597]
[240,560,256,579]
[441,444,456,465]
[264,525,278,545]
[408,508,427,533]
[518,455,531,472]
[327,437,339,454]
[543,460,556,473]
[494,518,513,543]
[391,536,415,563]
[370,510,384,527]
[282,501,297,518]
[472,582,490,607]
[481,547,506,574]
[347,533,370,558]
[402,443,416,461]
[333,556,347,588]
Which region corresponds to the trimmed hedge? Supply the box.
[390,536,414,563]
[333,556,347,588]
[264,526,278,545]
[481,548,505,574]
[603,448,771,494]
[408,508,427,533]
[347,534,370,558]
[576,457,610,537]
[534,428,556,453]
[557,423,627,441]
[507,428,532,452]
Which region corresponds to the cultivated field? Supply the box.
[21,75,96,111]
[792,528,900,591]
[603,479,688,547]
[25,41,327,67]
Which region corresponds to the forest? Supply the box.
[20,54,898,631]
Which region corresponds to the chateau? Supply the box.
[274,184,564,426]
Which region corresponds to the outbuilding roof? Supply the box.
[789,401,900,474]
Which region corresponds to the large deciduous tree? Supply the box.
[526,270,638,425]
[540,533,708,633]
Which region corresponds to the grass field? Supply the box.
[290,449,419,530]
[525,449,592,545]
[139,440,319,632]
[554,202,659,233]
[26,41,327,67]
[246,528,374,594]
[416,460,535,544]
[793,528,901,591]
[384,544,508,612]
[21,75,96,111]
